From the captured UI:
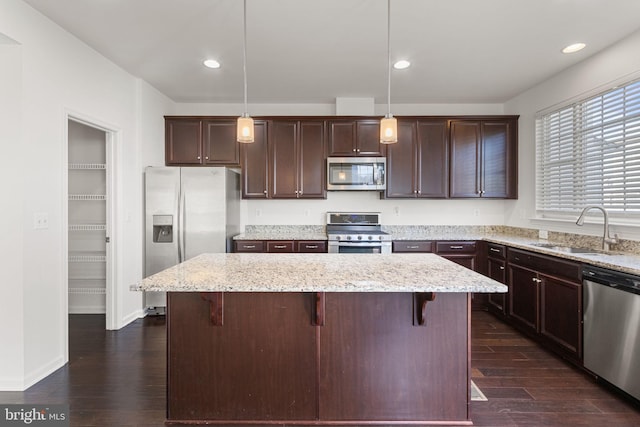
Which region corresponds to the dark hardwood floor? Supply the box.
[1,310,638,426]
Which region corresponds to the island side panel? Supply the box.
[166,292,318,422]
[319,292,470,422]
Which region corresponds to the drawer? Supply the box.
[267,241,295,253]
[235,240,265,252]
[508,248,581,282]
[436,241,476,254]
[393,241,434,252]
[296,241,327,253]
[487,242,506,259]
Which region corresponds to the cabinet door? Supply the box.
[356,120,384,156]
[441,254,476,271]
[508,264,539,335]
[298,121,326,198]
[167,292,317,421]
[449,121,480,198]
[266,241,295,253]
[270,121,298,198]
[487,257,507,315]
[417,120,449,198]
[327,120,356,156]
[202,119,239,165]
[240,121,269,198]
[481,121,516,198]
[296,241,327,253]
[385,120,417,198]
[319,292,468,422]
[165,118,202,165]
[540,275,582,360]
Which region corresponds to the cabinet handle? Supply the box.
[490,248,501,253]
[499,266,505,270]
[450,245,464,249]
[205,156,209,160]
[243,245,256,249]
[263,190,267,194]
[305,245,318,249]
[532,278,542,283]
[197,156,201,160]
[352,148,356,152]
[274,245,287,249]
[407,245,420,249]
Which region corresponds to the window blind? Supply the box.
[536,79,640,218]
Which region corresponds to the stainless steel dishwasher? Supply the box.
[583,265,640,401]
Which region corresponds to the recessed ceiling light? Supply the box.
[562,43,586,54]
[203,59,221,69]
[393,60,411,70]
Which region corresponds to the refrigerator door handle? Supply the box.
[182,192,187,261]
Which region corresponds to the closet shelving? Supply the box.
[68,121,107,314]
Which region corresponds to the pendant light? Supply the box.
[237,0,254,143]
[380,0,398,144]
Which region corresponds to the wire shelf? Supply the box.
[69,163,106,170]
[69,194,106,201]
[69,224,106,231]
[68,287,106,295]
[68,252,106,263]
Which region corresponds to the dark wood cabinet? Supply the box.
[165,117,239,166]
[240,120,269,198]
[392,241,434,252]
[485,242,507,317]
[385,119,449,198]
[269,120,326,199]
[235,240,327,253]
[435,241,477,271]
[165,118,202,165]
[449,118,517,199]
[506,248,582,362]
[327,119,385,157]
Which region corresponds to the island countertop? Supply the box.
[131,252,507,293]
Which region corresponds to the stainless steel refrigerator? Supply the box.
[144,167,240,313]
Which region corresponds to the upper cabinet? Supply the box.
[165,117,239,166]
[385,119,449,198]
[269,120,326,199]
[327,119,385,157]
[449,118,518,198]
[240,120,269,198]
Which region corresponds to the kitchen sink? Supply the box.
[529,242,601,254]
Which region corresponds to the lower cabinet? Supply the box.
[507,248,582,362]
[435,241,477,271]
[485,242,507,317]
[235,240,327,253]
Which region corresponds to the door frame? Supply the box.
[62,111,119,359]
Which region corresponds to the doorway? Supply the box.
[65,117,116,331]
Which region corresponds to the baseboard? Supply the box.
[68,306,106,314]
[121,308,146,326]
[4,355,67,391]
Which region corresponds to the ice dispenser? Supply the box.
[153,215,173,243]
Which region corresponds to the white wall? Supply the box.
[176,102,508,227]
[0,40,26,390]
[0,0,171,390]
[504,28,640,241]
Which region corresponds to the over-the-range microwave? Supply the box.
[326,157,386,191]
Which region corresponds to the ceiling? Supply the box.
[22,0,640,104]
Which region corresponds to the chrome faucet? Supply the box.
[575,206,618,251]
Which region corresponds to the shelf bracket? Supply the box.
[313,292,325,326]
[200,292,224,326]
[413,292,436,326]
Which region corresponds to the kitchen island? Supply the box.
[132,253,506,426]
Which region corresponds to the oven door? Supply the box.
[328,241,391,254]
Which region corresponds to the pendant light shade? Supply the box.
[380,0,398,144]
[237,0,254,143]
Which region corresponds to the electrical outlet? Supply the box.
[34,212,49,230]
[394,206,400,216]
[539,229,549,239]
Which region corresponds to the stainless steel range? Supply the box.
[326,212,392,254]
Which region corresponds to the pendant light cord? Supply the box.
[242,0,248,115]
[386,0,391,117]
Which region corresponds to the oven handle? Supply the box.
[329,241,386,248]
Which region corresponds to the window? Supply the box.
[536,79,640,219]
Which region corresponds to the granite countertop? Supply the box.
[233,226,640,276]
[131,253,507,293]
